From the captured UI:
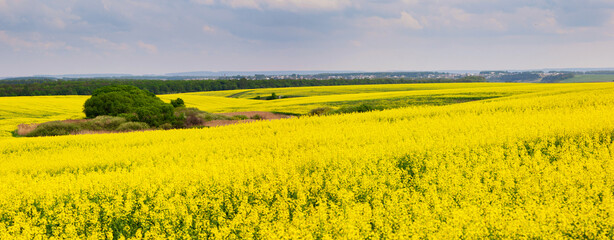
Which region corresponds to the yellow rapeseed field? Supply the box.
[0,83,614,239]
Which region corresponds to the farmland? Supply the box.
[0,82,614,238]
[562,74,614,83]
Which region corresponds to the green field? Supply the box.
[562,74,614,83]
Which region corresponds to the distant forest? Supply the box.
[0,76,485,97]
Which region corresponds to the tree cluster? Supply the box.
[541,73,575,83]
[0,77,486,97]
[83,85,181,127]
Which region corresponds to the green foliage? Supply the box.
[81,116,127,131]
[83,85,177,127]
[170,98,185,108]
[118,113,138,122]
[26,121,81,137]
[310,104,383,116]
[265,93,278,100]
[0,78,489,97]
[309,107,334,116]
[541,73,575,83]
[231,115,248,120]
[334,103,380,114]
[116,122,150,131]
[198,112,230,122]
[561,74,614,83]
[251,114,263,120]
[174,107,231,127]
[316,93,509,115]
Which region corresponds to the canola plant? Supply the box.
[0,83,613,239]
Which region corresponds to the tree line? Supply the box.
[0,76,485,97]
[541,73,575,83]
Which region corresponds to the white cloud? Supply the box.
[137,41,158,54]
[350,40,362,47]
[416,6,507,32]
[399,11,423,29]
[82,37,130,51]
[363,11,423,30]
[0,31,68,51]
[265,0,351,11]
[46,18,67,29]
[226,0,260,9]
[202,25,216,33]
[194,0,352,11]
[191,0,215,4]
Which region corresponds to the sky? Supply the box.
[1,0,614,77]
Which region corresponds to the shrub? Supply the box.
[265,93,278,100]
[309,107,334,116]
[82,116,127,130]
[27,121,81,137]
[334,103,379,114]
[116,122,150,131]
[251,114,263,120]
[174,108,231,127]
[159,123,173,130]
[185,114,204,127]
[175,108,203,127]
[232,115,248,120]
[198,112,230,122]
[118,113,138,122]
[170,98,185,108]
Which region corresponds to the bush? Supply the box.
[170,98,185,108]
[174,108,231,127]
[81,116,127,130]
[83,85,177,127]
[251,114,263,120]
[309,107,334,116]
[116,122,150,131]
[118,113,138,122]
[232,115,248,120]
[27,121,81,137]
[334,103,379,114]
[175,108,203,127]
[265,93,278,100]
[198,112,230,122]
[159,123,173,130]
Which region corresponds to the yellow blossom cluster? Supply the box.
[0,83,613,238]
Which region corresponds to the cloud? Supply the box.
[137,41,158,54]
[0,31,69,51]
[399,11,423,29]
[363,11,423,30]
[81,37,130,51]
[225,0,261,9]
[193,0,353,11]
[191,0,215,5]
[202,25,216,33]
[350,40,362,47]
[2,0,614,76]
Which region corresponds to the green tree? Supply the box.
[83,85,178,127]
[170,98,185,108]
